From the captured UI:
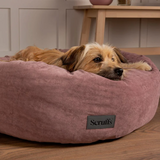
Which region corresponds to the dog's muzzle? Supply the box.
[98,67,124,80]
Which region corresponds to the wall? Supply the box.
[0,0,160,68]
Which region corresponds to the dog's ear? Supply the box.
[114,48,127,63]
[61,45,85,72]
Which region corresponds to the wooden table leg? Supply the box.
[80,10,91,45]
[95,10,106,45]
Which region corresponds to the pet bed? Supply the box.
[0,51,160,144]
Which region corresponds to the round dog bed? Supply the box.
[0,51,160,144]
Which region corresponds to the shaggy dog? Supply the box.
[10,43,152,80]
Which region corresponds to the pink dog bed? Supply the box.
[0,51,160,144]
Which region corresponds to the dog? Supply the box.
[10,43,152,80]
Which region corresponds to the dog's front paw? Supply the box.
[142,62,152,71]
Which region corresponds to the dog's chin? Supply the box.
[97,72,123,80]
[101,75,122,80]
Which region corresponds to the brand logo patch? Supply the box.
[86,115,116,129]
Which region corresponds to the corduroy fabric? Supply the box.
[0,51,159,144]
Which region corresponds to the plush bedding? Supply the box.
[0,51,160,144]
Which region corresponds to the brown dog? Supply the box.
[10,43,152,80]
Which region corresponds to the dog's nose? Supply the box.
[114,68,123,76]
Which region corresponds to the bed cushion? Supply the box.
[0,51,160,144]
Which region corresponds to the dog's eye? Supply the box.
[93,57,102,63]
[111,57,115,62]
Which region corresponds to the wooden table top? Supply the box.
[74,5,160,10]
[0,101,160,160]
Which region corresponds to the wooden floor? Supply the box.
[0,101,160,160]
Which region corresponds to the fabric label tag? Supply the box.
[86,115,116,129]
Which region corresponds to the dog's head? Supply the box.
[61,43,127,80]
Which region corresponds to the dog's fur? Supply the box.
[10,43,152,80]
